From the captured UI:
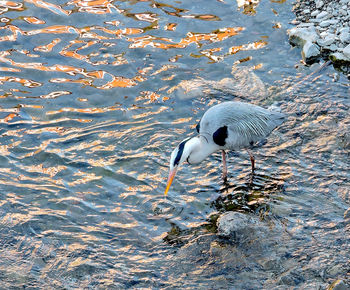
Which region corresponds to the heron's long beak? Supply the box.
[164,168,177,196]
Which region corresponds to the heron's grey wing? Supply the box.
[198,101,285,148]
[225,110,285,147]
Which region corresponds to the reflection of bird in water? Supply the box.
[164,101,285,195]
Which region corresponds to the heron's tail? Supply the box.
[267,102,286,128]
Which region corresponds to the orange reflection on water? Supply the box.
[229,40,268,55]
[21,164,67,178]
[128,27,244,49]
[34,38,61,52]
[0,76,42,87]
[99,75,137,89]
[0,0,23,10]
[0,67,20,72]
[135,91,161,104]
[24,0,70,15]
[70,0,122,14]
[22,16,45,24]
[46,105,120,115]
[0,51,137,88]
[0,25,22,41]
[68,171,102,186]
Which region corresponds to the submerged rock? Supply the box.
[217,211,264,239]
[172,66,268,100]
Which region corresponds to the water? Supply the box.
[0,0,349,288]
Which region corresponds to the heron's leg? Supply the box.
[247,149,255,173]
[222,150,228,181]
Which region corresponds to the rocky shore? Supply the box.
[288,0,350,66]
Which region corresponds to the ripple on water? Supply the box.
[0,0,349,288]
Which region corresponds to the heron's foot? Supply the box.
[222,173,228,183]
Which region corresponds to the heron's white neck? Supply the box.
[187,136,219,164]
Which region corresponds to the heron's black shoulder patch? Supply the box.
[213,126,228,146]
[196,121,200,133]
[174,138,189,166]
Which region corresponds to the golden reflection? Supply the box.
[0,51,138,89]
[0,0,24,11]
[229,40,268,55]
[21,164,67,178]
[70,0,122,14]
[34,38,61,52]
[0,76,41,87]
[0,25,22,41]
[128,27,244,49]
[0,140,21,155]
[164,23,177,31]
[68,171,102,186]
[135,91,161,104]
[22,16,45,24]
[0,67,20,72]
[24,0,70,15]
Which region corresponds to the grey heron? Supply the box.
[164,101,285,195]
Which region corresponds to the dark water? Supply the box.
[0,0,349,288]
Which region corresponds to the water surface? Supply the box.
[0,0,349,288]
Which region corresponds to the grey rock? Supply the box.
[343,44,350,58]
[302,41,320,60]
[316,11,329,19]
[311,10,320,17]
[329,52,350,62]
[327,44,338,51]
[338,27,350,35]
[339,9,347,16]
[288,26,319,46]
[319,20,339,27]
[217,212,263,238]
[297,23,315,27]
[317,35,335,46]
[340,32,350,43]
[316,0,324,9]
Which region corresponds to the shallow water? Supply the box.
[0,0,349,288]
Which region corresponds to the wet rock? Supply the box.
[292,0,350,65]
[172,67,268,100]
[339,31,350,44]
[217,211,264,239]
[329,52,350,63]
[343,44,350,58]
[230,66,268,99]
[174,79,211,99]
[288,26,319,47]
[317,35,335,46]
[288,26,321,62]
[316,11,329,19]
[302,41,320,62]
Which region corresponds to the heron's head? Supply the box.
[164,137,201,195]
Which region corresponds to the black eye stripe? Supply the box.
[173,138,189,166]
